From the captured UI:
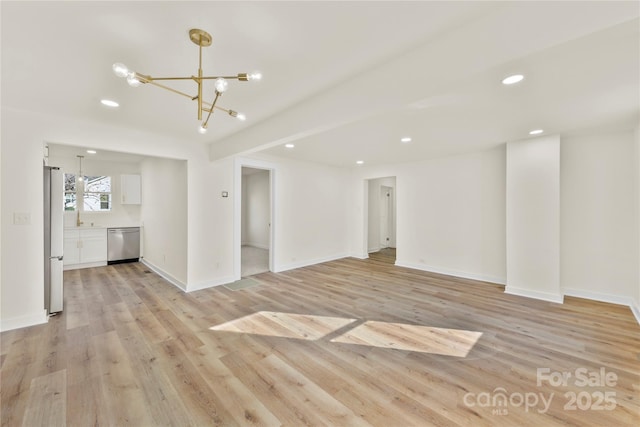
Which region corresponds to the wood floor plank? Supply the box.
[21,369,66,427]
[1,255,638,426]
[154,338,238,426]
[185,343,283,426]
[91,330,156,426]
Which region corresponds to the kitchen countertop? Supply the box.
[65,225,141,230]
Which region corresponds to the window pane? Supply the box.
[64,173,76,192]
[84,193,111,211]
[64,193,76,211]
[100,194,111,210]
[84,176,111,193]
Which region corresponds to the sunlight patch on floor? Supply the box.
[210,311,357,341]
[210,311,484,357]
[331,321,483,356]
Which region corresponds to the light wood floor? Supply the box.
[1,255,639,426]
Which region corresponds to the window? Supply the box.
[83,176,111,211]
[63,173,112,212]
[64,173,77,211]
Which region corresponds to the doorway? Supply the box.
[240,167,271,277]
[367,177,397,263]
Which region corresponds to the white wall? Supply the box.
[242,170,270,249]
[561,131,638,306]
[47,152,141,228]
[240,154,351,274]
[351,146,507,284]
[1,112,50,330]
[506,135,561,302]
[140,157,188,287]
[186,156,236,291]
[637,126,640,316]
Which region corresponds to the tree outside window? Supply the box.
[64,173,77,211]
[84,176,111,211]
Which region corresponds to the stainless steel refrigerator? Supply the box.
[44,166,64,314]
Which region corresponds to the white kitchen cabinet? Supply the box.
[121,174,141,205]
[63,228,107,269]
[63,229,80,265]
[81,229,108,263]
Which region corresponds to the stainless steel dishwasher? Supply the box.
[107,227,140,264]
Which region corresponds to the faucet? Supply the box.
[76,210,83,226]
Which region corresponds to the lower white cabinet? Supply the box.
[63,228,107,269]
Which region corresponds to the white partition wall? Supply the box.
[506,135,562,303]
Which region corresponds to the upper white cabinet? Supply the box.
[121,174,141,205]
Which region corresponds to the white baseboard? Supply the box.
[563,288,633,307]
[631,302,640,325]
[1,309,48,332]
[275,252,348,273]
[187,275,236,293]
[242,243,269,250]
[564,288,640,325]
[140,258,187,291]
[64,261,107,270]
[349,252,369,260]
[368,247,380,253]
[504,286,564,304]
[394,260,506,286]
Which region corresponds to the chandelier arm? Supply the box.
[137,80,231,112]
[202,92,221,128]
[202,105,231,113]
[141,75,246,81]
[145,80,195,100]
[199,76,246,80]
[143,76,200,81]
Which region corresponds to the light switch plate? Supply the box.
[13,212,31,225]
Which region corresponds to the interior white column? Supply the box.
[506,135,562,303]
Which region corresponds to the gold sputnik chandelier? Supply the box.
[112,28,261,134]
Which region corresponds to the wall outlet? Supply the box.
[13,212,31,225]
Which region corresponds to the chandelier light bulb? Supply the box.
[198,125,207,134]
[236,113,246,121]
[112,63,129,78]
[126,73,141,87]
[214,78,228,94]
[248,71,262,81]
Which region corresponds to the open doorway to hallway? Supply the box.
[241,167,271,277]
[367,176,397,264]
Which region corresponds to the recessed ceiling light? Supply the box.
[86,150,97,154]
[501,74,524,85]
[401,137,412,143]
[285,143,295,148]
[529,129,544,135]
[100,99,119,107]
[356,160,364,165]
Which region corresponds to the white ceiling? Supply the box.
[2,1,639,167]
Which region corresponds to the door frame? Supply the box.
[233,157,277,280]
[380,185,393,249]
[364,176,397,257]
